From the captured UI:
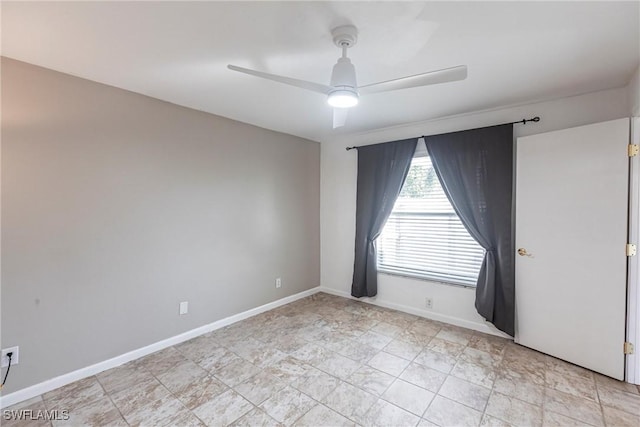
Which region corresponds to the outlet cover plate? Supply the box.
[1,346,19,368]
[425,297,433,309]
[179,301,188,315]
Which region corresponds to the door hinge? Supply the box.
[624,342,634,355]
[626,244,637,257]
[629,144,639,157]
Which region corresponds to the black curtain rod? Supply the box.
[345,116,540,151]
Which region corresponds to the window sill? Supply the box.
[378,270,477,289]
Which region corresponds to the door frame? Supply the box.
[627,116,640,384]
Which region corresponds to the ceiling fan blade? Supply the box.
[358,65,467,95]
[333,108,349,128]
[228,65,332,95]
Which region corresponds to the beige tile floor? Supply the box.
[4,292,640,427]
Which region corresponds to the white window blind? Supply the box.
[378,155,485,286]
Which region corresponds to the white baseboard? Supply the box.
[0,286,321,409]
[318,286,510,339]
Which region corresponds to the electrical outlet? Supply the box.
[1,346,19,368]
[179,301,188,315]
[425,297,433,310]
[275,277,282,288]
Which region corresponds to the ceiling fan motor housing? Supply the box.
[330,58,358,90]
[328,58,359,107]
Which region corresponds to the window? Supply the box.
[378,155,485,286]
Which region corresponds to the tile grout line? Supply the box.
[416,333,454,424]
[593,369,607,427]
[94,374,130,426]
[356,316,431,424]
[39,389,54,427]
[541,367,548,426]
[144,348,218,427]
[474,337,499,425]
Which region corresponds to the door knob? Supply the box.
[518,248,533,257]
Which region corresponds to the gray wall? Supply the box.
[1,58,320,393]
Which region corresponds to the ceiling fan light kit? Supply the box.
[327,90,359,108]
[227,24,467,128]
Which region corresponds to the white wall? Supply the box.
[320,86,630,336]
[629,65,640,117]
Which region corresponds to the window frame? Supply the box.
[377,145,484,288]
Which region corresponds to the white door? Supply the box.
[515,118,629,380]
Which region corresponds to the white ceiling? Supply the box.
[2,1,639,142]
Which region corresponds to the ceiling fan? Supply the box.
[228,25,467,129]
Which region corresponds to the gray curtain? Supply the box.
[424,124,515,336]
[351,138,418,298]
